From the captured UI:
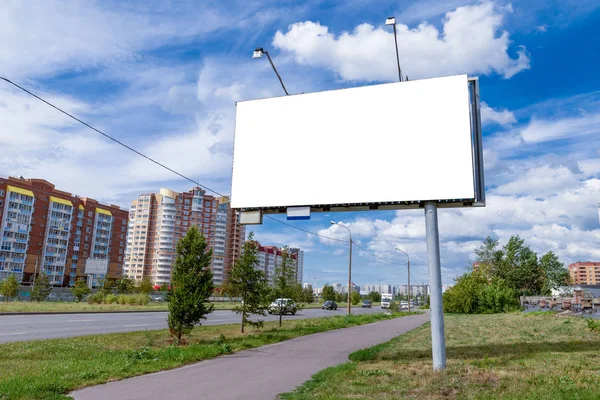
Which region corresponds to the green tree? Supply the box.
[321,284,336,301]
[71,278,91,302]
[0,274,20,302]
[301,285,315,303]
[30,274,52,302]
[539,251,570,294]
[99,278,116,296]
[227,233,269,333]
[272,247,300,327]
[367,291,381,302]
[158,283,169,292]
[136,277,154,295]
[443,270,487,313]
[335,292,344,303]
[351,291,361,305]
[115,277,135,294]
[167,227,214,344]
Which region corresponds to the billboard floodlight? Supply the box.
[385,17,396,26]
[252,47,265,59]
[252,47,288,95]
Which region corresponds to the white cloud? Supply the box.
[273,2,530,82]
[481,102,517,126]
[520,113,600,143]
[492,165,580,196]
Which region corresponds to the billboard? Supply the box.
[231,74,484,213]
[85,258,108,275]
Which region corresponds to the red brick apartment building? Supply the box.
[568,262,600,285]
[0,176,128,286]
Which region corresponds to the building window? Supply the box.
[0,190,4,197]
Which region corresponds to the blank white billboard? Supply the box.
[231,74,480,211]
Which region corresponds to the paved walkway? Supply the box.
[72,313,429,400]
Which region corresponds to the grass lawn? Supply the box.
[279,312,600,400]
[0,312,415,400]
[0,301,366,313]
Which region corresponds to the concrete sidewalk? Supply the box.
[71,313,429,400]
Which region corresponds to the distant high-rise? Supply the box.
[252,241,302,285]
[0,176,128,286]
[123,187,244,287]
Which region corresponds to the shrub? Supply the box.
[135,294,150,305]
[105,294,117,304]
[117,294,128,305]
[86,292,105,305]
[126,295,136,305]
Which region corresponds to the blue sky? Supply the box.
[1,0,599,288]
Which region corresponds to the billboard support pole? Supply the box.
[424,202,446,370]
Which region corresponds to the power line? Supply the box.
[352,241,405,266]
[263,215,348,243]
[0,76,227,198]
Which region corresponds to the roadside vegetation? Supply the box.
[280,313,600,400]
[0,312,409,400]
[443,236,570,314]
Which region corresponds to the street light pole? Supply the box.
[385,17,403,82]
[331,221,352,315]
[395,247,411,312]
[252,47,289,95]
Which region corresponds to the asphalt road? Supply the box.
[0,307,384,343]
[71,312,430,400]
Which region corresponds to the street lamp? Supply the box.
[252,47,289,95]
[384,16,403,82]
[31,248,44,287]
[395,247,411,312]
[331,221,352,315]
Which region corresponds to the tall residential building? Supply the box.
[398,284,429,297]
[568,262,600,285]
[253,241,302,285]
[0,176,128,286]
[123,188,244,287]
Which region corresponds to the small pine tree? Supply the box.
[227,233,269,333]
[167,227,214,344]
[71,278,91,302]
[351,291,361,305]
[273,247,300,327]
[137,277,154,295]
[0,274,20,302]
[30,274,52,302]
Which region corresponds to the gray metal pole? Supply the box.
[264,51,289,96]
[407,258,411,313]
[347,238,352,315]
[392,24,403,82]
[424,202,446,370]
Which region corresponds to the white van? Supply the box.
[381,294,393,309]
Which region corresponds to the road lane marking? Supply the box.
[67,319,94,322]
[0,332,27,336]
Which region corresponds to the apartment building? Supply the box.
[568,262,600,285]
[253,241,303,285]
[398,284,429,297]
[123,188,244,287]
[0,176,128,286]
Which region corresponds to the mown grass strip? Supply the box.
[0,312,414,400]
[279,313,600,400]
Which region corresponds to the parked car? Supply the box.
[361,300,372,308]
[322,300,338,310]
[268,298,297,315]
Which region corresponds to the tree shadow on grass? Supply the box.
[379,339,600,362]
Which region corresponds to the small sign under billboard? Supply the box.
[231,74,484,215]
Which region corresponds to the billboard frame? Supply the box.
[232,76,485,219]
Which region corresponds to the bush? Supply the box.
[135,294,150,305]
[117,294,128,305]
[126,295,136,305]
[87,292,105,305]
[104,294,117,304]
[443,271,521,314]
